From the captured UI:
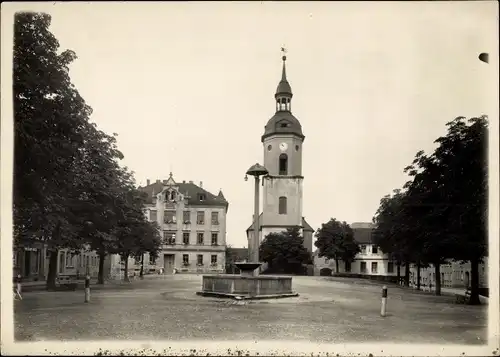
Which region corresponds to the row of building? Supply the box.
[13,174,230,281]
[313,222,488,289]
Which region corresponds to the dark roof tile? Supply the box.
[138,181,228,208]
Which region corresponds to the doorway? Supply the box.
[163,254,175,274]
[24,251,31,277]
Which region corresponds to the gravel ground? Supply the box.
[13,274,487,343]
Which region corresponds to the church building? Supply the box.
[246,53,314,254]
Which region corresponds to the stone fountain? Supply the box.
[197,163,298,300]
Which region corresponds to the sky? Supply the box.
[4,1,497,249]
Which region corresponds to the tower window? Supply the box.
[267,145,272,151]
[295,145,299,151]
[280,122,289,128]
[279,197,287,215]
[279,153,288,175]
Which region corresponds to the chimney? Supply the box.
[189,180,193,184]
[199,181,203,188]
[156,179,160,184]
[163,180,167,184]
[146,179,150,186]
[182,180,186,184]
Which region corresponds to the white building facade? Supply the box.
[136,173,229,274]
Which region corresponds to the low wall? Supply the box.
[333,272,400,284]
[201,274,294,296]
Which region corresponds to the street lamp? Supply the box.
[245,163,269,266]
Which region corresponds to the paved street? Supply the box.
[14,275,486,343]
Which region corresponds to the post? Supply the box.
[252,176,260,264]
[84,275,90,303]
[380,286,388,317]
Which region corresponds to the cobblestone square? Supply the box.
[14,275,487,343]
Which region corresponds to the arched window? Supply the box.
[279,153,288,175]
[279,196,287,215]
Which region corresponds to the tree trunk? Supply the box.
[396,262,401,284]
[123,254,130,282]
[468,258,481,305]
[97,251,106,285]
[140,253,144,279]
[335,259,339,275]
[416,261,421,290]
[434,262,441,296]
[404,261,410,287]
[46,249,58,290]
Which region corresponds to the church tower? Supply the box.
[246,52,314,254]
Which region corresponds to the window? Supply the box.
[197,232,204,245]
[360,262,367,273]
[211,233,218,246]
[183,211,191,223]
[279,196,287,215]
[65,252,73,267]
[197,254,203,266]
[149,255,156,265]
[163,231,176,244]
[135,255,141,264]
[198,194,206,201]
[279,154,288,175]
[372,246,378,254]
[211,255,217,265]
[211,212,219,225]
[267,145,272,151]
[182,254,189,265]
[164,211,176,224]
[360,245,366,254]
[345,261,351,272]
[388,262,394,273]
[325,258,330,264]
[150,210,157,222]
[197,211,205,225]
[170,191,176,201]
[371,262,378,274]
[183,232,190,245]
[295,145,299,151]
[59,251,66,273]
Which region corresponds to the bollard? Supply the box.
[84,275,90,303]
[380,286,388,317]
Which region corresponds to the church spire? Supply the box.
[275,47,293,112]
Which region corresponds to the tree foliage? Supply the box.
[260,227,312,275]
[372,116,488,303]
[13,12,160,287]
[314,218,360,273]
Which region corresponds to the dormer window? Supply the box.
[198,194,206,201]
[279,121,290,128]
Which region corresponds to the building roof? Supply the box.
[246,213,314,233]
[275,56,293,98]
[138,179,228,208]
[262,111,304,142]
[352,227,374,244]
[262,55,303,142]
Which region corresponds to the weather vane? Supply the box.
[281,46,287,60]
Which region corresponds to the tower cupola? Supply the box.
[262,49,304,142]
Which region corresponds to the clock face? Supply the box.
[279,142,288,151]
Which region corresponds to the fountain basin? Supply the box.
[196,274,299,300]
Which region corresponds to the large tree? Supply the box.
[406,116,488,302]
[13,12,94,289]
[314,219,360,274]
[373,116,488,303]
[260,227,312,275]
